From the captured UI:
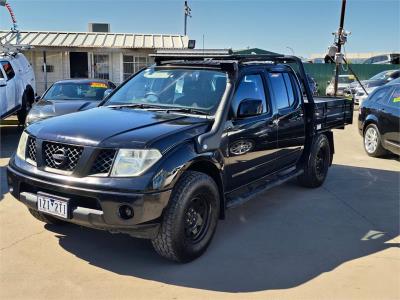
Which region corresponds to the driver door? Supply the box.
[223,72,279,192]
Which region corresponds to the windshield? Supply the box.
[335,76,355,84]
[105,68,228,114]
[43,81,109,101]
[369,70,396,81]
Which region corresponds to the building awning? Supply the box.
[0,30,188,49]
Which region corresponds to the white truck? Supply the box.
[0,52,35,124]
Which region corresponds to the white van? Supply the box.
[0,52,36,124]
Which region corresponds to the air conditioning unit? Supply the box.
[88,23,110,33]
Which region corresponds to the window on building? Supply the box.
[93,54,110,80]
[123,55,150,81]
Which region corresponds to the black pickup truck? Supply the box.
[7,51,353,262]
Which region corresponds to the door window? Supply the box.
[0,66,4,79]
[232,74,267,115]
[388,87,400,107]
[0,61,15,80]
[269,72,298,110]
[369,87,390,103]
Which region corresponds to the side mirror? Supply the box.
[103,89,113,99]
[237,98,263,118]
[0,79,6,87]
[34,95,41,101]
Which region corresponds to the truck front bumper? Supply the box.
[7,164,171,239]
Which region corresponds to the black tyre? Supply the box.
[363,124,387,157]
[28,208,65,225]
[297,134,331,188]
[151,171,220,263]
[17,90,32,125]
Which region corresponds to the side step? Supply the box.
[226,168,304,209]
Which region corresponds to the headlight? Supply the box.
[25,113,47,126]
[111,149,162,177]
[16,131,29,160]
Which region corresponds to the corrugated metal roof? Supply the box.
[0,30,189,49]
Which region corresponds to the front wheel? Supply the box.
[17,91,32,125]
[151,171,220,263]
[298,134,331,188]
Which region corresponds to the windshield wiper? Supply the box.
[106,103,163,109]
[148,107,209,116]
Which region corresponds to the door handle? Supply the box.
[269,119,279,126]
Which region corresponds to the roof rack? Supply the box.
[151,49,293,65]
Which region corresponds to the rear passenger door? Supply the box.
[267,71,305,170]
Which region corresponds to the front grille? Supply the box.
[90,149,116,175]
[26,137,37,162]
[43,142,84,171]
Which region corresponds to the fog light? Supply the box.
[119,205,134,220]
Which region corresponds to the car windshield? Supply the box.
[369,71,396,81]
[43,81,109,101]
[105,68,228,114]
[336,76,355,84]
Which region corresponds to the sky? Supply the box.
[0,0,399,57]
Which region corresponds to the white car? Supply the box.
[325,75,355,96]
[0,52,36,124]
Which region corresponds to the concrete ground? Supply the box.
[0,114,399,300]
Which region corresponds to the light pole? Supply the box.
[184,1,192,36]
[286,46,295,55]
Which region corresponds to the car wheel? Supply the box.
[28,208,66,225]
[297,134,331,188]
[17,90,32,125]
[151,171,220,263]
[363,124,387,157]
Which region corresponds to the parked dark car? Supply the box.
[25,79,116,126]
[7,51,353,262]
[358,83,400,157]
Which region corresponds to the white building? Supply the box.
[0,27,189,94]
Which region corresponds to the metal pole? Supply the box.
[184,1,188,35]
[286,46,294,55]
[334,0,347,96]
[43,51,47,91]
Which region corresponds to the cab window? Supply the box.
[0,61,15,80]
[231,74,268,115]
[0,67,4,79]
[269,72,298,110]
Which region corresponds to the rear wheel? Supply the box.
[363,124,387,157]
[298,134,331,188]
[151,171,220,263]
[28,208,65,225]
